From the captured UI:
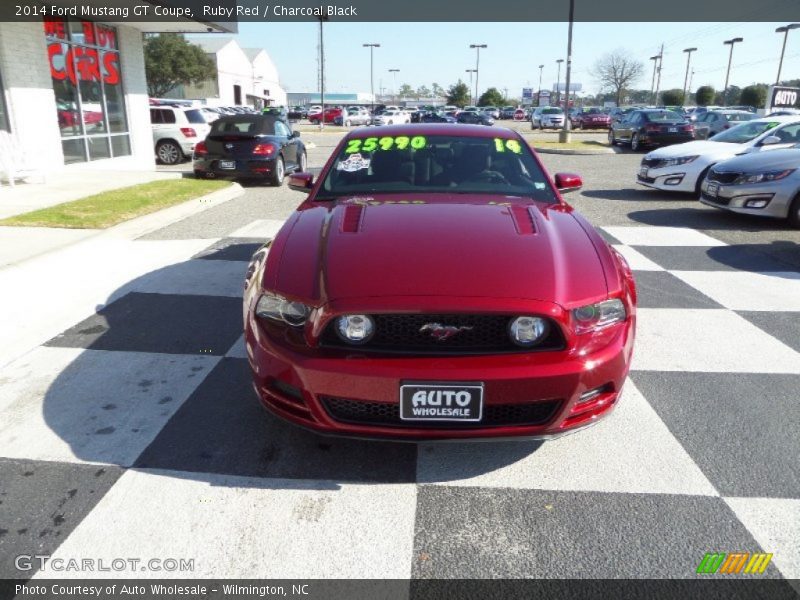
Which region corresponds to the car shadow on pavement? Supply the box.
[581,188,691,202]
[628,205,800,232]
[32,249,543,491]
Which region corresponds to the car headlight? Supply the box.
[732,169,796,185]
[335,315,375,344]
[255,292,311,327]
[509,316,549,347]
[572,299,626,334]
[658,155,699,167]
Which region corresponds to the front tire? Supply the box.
[156,140,182,165]
[788,194,800,228]
[608,129,617,145]
[270,156,285,186]
[297,151,307,173]
[631,132,641,152]
[695,165,713,197]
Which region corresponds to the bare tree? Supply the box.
[593,49,645,106]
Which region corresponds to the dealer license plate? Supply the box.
[219,160,236,170]
[706,182,719,197]
[400,382,484,422]
[668,127,677,133]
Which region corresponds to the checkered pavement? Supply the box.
[0,217,798,585]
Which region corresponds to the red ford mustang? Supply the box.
[243,124,636,440]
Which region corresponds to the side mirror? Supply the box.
[760,135,782,146]
[291,130,301,138]
[554,172,583,193]
[288,172,314,193]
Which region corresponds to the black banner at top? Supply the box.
[2,0,800,22]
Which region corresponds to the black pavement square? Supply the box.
[134,358,417,484]
[631,371,800,498]
[193,238,266,262]
[45,292,242,356]
[411,486,781,579]
[737,311,800,354]
[632,270,723,309]
[631,245,794,272]
[0,458,122,578]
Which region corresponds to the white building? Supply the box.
[0,17,233,172]
[178,38,287,109]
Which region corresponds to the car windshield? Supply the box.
[542,108,563,114]
[318,134,558,203]
[644,111,684,122]
[727,113,755,122]
[711,121,782,144]
[184,109,207,124]
[209,117,278,136]
[585,108,602,114]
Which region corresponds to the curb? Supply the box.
[532,146,615,155]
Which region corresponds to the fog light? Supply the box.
[509,316,548,347]
[578,384,611,404]
[664,176,684,185]
[336,315,375,344]
[744,198,770,209]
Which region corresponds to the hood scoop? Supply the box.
[509,205,538,235]
[340,204,365,233]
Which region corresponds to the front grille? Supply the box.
[320,314,565,355]
[321,397,562,428]
[706,170,740,184]
[701,192,731,206]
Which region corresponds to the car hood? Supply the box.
[647,140,742,159]
[712,148,800,172]
[267,195,609,306]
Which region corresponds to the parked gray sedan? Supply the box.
[700,143,800,227]
[694,110,756,140]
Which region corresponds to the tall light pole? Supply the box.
[388,69,399,102]
[559,0,574,142]
[649,55,659,105]
[775,24,800,84]
[470,44,487,106]
[318,15,327,130]
[682,47,697,105]
[654,44,664,106]
[465,69,477,104]
[722,37,743,106]
[555,59,564,106]
[538,64,544,106]
[363,43,380,115]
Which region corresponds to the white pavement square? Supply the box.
[612,245,665,271]
[40,469,418,579]
[229,219,287,239]
[112,258,248,299]
[671,270,800,312]
[417,379,718,496]
[631,308,800,373]
[602,226,727,247]
[0,347,218,466]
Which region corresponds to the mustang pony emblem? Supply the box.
[420,323,474,341]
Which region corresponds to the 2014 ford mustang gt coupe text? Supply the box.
[243,124,637,440]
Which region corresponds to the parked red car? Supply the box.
[572,107,612,130]
[308,106,343,124]
[243,124,637,440]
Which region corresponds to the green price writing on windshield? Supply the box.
[345,136,427,154]
[494,138,523,154]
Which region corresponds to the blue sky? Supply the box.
[201,18,800,97]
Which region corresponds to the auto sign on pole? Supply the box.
[765,85,800,112]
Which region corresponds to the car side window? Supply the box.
[275,121,291,137]
[774,123,800,142]
[150,109,161,124]
[162,110,176,124]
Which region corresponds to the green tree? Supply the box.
[715,85,741,106]
[144,34,216,98]
[661,89,685,106]
[431,83,445,98]
[398,83,415,99]
[478,87,505,106]
[739,85,767,108]
[416,85,431,98]
[446,81,471,107]
[695,85,715,106]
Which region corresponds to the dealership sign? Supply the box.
[45,19,120,87]
[767,86,799,110]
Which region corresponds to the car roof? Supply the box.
[343,123,519,138]
[750,115,800,124]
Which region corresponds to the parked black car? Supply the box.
[193,115,306,185]
[608,109,695,151]
[456,111,495,126]
[420,111,457,123]
[287,106,308,121]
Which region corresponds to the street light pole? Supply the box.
[470,44,487,106]
[654,44,664,106]
[363,43,380,116]
[649,55,659,104]
[465,69,477,104]
[559,0,574,143]
[682,47,697,105]
[388,69,399,102]
[775,24,800,84]
[537,64,544,105]
[722,37,743,106]
[318,16,326,130]
[555,59,564,106]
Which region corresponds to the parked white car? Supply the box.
[150,106,211,165]
[373,110,411,125]
[637,116,800,194]
[531,106,565,129]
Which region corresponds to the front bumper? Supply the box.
[193,156,278,179]
[636,162,702,193]
[699,179,792,219]
[244,309,636,441]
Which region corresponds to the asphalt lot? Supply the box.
[1,126,798,586]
